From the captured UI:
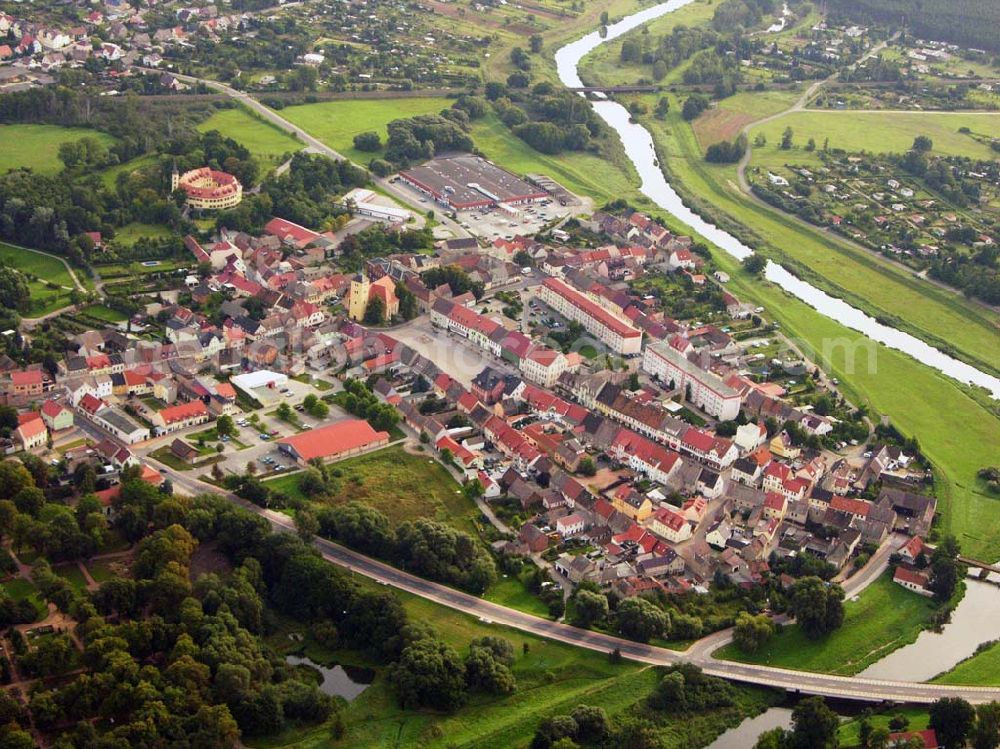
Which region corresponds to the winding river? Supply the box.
[553,0,1000,399]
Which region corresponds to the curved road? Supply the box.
[153,460,1000,704]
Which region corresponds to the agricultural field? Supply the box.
[197,106,302,165]
[713,572,941,675]
[691,90,800,150]
[264,444,481,537]
[747,110,1000,172]
[0,124,117,176]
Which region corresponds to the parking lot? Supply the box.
[396,184,577,240]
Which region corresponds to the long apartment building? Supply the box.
[642,338,742,421]
[537,278,642,356]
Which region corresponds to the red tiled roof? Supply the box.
[215,382,237,400]
[653,507,685,532]
[830,496,871,517]
[17,411,41,426]
[41,400,67,418]
[278,419,388,462]
[11,370,43,386]
[893,566,930,589]
[158,400,209,424]
[542,278,641,339]
[16,418,46,439]
[264,217,321,246]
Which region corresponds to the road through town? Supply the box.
[153,461,999,704]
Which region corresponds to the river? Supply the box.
[553,0,1000,399]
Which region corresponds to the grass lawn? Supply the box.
[713,572,940,675]
[933,639,1000,686]
[80,304,128,323]
[1,578,47,622]
[265,445,481,537]
[110,222,174,245]
[149,445,198,471]
[0,124,116,176]
[88,559,125,584]
[99,153,158,189]
[198,106,302,165]
[483,574,552,619]
[253,584,781,749]
[53,564,89,592]
[279,97,451,165]
[838,707,930,748]
[749,110,1000,164]
[0,242,78,316]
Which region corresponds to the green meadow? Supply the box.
[0,124,117,176]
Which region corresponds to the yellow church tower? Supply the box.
[347,273,371,321]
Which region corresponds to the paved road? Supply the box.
[144,69,471,241]
[152,464,1000,704]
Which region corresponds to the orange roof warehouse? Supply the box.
[277,419,389,465]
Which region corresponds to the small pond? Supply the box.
[285,654,374,701]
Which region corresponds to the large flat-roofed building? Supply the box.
[399,154,547,211]
[537,277,643,355]
[642,339,742,421]
[278,418,389,465]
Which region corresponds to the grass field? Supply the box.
[99,153,158,189]
[933,639,1000,686]
[279,98,451,165]
[0,124,117,176]
[265,444,480,536]
[88,559,125,584]
[0,242,78,317]
[80,304,128,323]
[197,106,302,165]
[110,222,175,245]
[254,583,781,749]
[749,110,1000,167]
[692,90,800,148]
[715,569,941,676]
[838,707,930,747]
[53,564,89,592]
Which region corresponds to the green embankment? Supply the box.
[713,572,940,675]
[934,639,1000,686]
[646,99,1000,377]
[0,242,79,317]
[255,587,781,749]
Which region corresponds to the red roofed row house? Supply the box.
[430,298,571,387]
[150,400,210,436]
[484,416,541,472]
[537,277,643,355]
[608,429,682,485]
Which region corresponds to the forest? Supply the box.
[828,0,1000,53]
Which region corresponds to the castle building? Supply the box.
[172,165,243,210]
